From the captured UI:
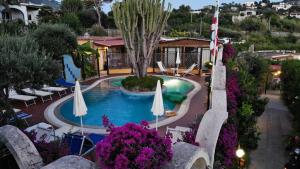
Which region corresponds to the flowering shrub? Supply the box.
[218,123,238,168]
[222,43,236,64]
[226,74,241,115]
[96,119,172,169]
[181,123,200,146]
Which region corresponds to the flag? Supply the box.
[210,8,219,60]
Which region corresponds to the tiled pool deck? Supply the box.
[10,74,208,136]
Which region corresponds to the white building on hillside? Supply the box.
[232,9,257,23]
[272,3,292,11]
[290,12,300,19]
[243,1,256,9]
[0,2,43,25]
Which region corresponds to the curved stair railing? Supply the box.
[63,55,81,83]
[65,64,77,81]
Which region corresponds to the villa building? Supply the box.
[232,9,257,23]
[78,36,213,74]
[272,2,292,11]
[290,12,300,19]
[0,2,43,25]
[243,1,257,9]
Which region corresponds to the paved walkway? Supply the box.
[250,90,292,169]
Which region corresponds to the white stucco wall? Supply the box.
[27,9,39,24]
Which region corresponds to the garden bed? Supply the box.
[121,76,164,92]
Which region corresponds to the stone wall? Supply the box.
[0,125,43,169]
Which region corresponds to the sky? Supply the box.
[102,0,282,13]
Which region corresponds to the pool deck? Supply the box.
[10,74,208,135]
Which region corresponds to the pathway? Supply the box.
[249,90,292,169]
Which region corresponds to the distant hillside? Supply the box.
[284,0,300,5]
[24,0,60,10]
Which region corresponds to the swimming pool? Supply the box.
[57,76,194,127]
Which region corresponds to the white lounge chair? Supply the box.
[22,88,53,103]
[157,61,168,74]
[55,125,80,138]
[42,85,67,97]
[2,108,32,126]
[25,122,58,143]
[25,122,80,143]
[182,63,198,76]
[166,126,192,144]
[6,89,37,107]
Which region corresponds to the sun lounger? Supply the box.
[166,126,192,144]
[42,85,68,97]
[182,63,198,76]
[6,89,37,107]
[157,61,168,74]
[25,122,58,143]
[87,133,106,145]
[62,133,94,156]
[22,88,53,103]
[55,126,80,138]
[55,78,75,92]
[2,108,32,126]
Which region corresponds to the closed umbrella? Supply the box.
[73,81,87,135]
[176,49,181,65]
[151,80,164,130]
[176,49,181,76]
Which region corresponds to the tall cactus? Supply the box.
[113,0,171,78]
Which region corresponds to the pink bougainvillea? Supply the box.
[96,118,172,169]
[226,74,241,115]
[222,43,236,64]
[218,123,238,167]
[181,123,200,146]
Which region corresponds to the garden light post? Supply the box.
[236,147,245,169]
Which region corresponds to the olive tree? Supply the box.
[0,36,60,101]
[113,0,171,78]
[32,24,78,60]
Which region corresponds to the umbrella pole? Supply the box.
[156,115,158,131]
[80,116,84,135]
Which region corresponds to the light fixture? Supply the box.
[236,147,245,158]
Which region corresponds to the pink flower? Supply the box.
[96,120,172,169]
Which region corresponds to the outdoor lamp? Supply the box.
[236,148,245,158]
[236,146,245,168]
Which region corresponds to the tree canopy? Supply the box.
[32,24,78,60]
[0,35,60,100]
[61,0,83,13]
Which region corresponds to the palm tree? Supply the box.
[113,0,171,78]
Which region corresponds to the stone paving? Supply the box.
[249,90,292,169]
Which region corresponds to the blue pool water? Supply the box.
[58,76,194,127]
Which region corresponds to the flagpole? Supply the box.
[212,0,219,65]
[210,0,220,108]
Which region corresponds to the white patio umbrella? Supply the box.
[175,49,181,76]
[151,80,164,130]
[73,81,88,135]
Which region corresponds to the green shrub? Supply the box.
[60,13,82,34]
[89,25,108,36]
[281,60,300,131]
[32,24,77,59]
[121,76,164,91]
